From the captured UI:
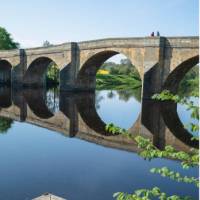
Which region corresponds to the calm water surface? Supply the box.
[0,87,198,200]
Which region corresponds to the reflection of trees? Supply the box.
[0,117,13,134]
[95,91,104,109]
[117,88,141,102]
[45,87,59,113]
[107,90,115,99]
[95,88,141,110]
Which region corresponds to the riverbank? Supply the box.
[96,74,142,90]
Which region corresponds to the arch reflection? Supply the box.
[0,86,11,108]
[160,101,198,148]
[23,88,54,119]
[0,87,197,153]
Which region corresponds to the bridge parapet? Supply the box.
[165,36,199,48]
[0,49,19,59]
[78,37,163,50]
[25,42,71,56]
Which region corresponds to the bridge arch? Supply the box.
[76,50,141,90]
[24,57,59,87]
[163,55,199,93]
[0,60,12,85]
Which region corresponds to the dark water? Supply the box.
[0,87,198,200]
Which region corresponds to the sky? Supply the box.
[0,0,198,48]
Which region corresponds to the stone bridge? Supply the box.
[0,87,197,153]
[0,37,198,98]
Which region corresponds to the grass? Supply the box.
[96,74,142,90]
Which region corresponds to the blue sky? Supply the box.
[0,0,198,48]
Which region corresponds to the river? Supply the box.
[0,87,198,200]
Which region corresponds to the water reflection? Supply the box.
[0,87,198,152]
[24,89,54,119]
[46,87,59,113]
[95,90,141,129]
[0,86,11,108]
[177,97,199,136]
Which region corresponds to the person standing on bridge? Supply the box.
[151,32,154,37]
[156,31,160,36]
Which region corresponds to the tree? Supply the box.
[0,117,13,133]
[46,62,59,85]
[0,27,19,50]
[120,58,132,66]
[43,40,53,47]
[110,67,120,74]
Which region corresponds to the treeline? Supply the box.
[101,59,141,79]
[97,59,142,90]
[0,27,19,50]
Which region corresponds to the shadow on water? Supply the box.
[75,92,115,136]
[161,101,198,148]
[0,86,11,108]
[23,88,54,119]
[0,86,198,152]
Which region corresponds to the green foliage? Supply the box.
[0,27,19,50]
[96,74,142,90]
[42,41,59,85]
[178,66,199,97]
[106,124,198,168]
[152,90,199,134]
[105,123,127,135]
[191,136,199,141]
[152,90,182,102]
[106,91,199,200]
[113,187,191,200]
[101,58,141,79]
[136,136,198,169]
[106,123,199,200]
[46,63,59,85]
[150,167,199,187]
[0,117,13,133]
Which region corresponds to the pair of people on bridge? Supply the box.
[151,31,160,37]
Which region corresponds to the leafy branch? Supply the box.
[106,124,198,169]
[113,187,192,200]
[150,167,199,187]
[109,90,199,199]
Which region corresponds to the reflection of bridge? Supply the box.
[0,37,198,98]
[0,87,197,153]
